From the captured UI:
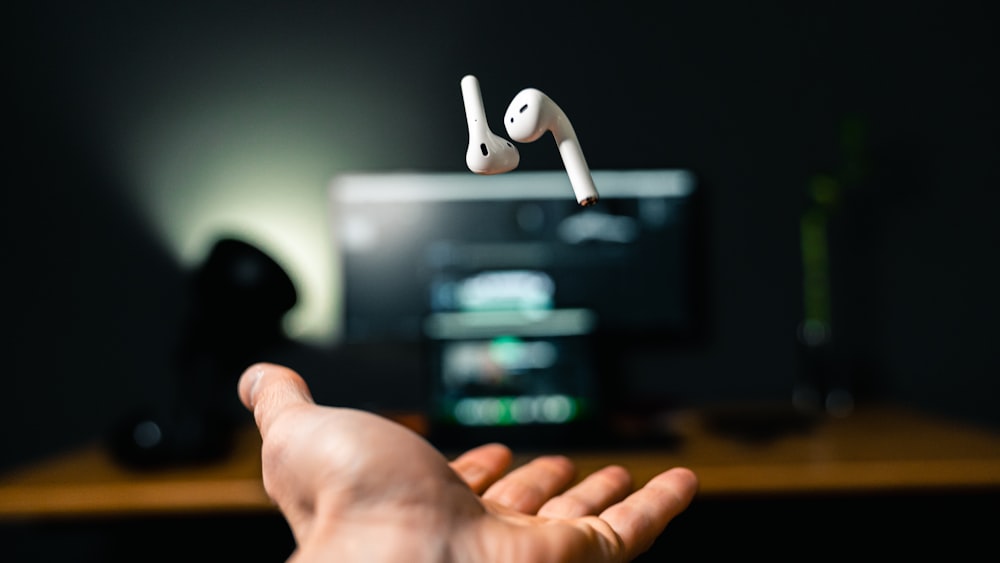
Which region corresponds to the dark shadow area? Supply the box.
[2,491,994,561]
[4,117,187,472]
[1,513,295,563]
[642,490,998,560]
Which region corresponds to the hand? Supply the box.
[238,362,698,562]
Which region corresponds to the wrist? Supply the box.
[293,521,451,563]
[293,495,476,563]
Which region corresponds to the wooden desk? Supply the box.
[2,405,998,519]
[0,425,271,518]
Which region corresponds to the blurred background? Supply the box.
[4,0,998,559]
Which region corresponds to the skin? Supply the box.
[238,362,698,562]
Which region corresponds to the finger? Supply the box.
[449,443,514,494]
[482,455,576,514]
[598,467,699,561]
[237,362,315,439]
[537,465,633,519]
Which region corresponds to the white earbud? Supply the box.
[461,75,520,175]
[504,88,599,206]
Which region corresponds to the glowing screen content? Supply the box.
[329,170,698,448]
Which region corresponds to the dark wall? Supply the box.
[6,1,998,469]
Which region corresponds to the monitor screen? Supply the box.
[328,169,701,448]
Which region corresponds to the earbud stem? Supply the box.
[553,127,599,206]
[461,75,488,130]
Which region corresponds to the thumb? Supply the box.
[238,363,315,438]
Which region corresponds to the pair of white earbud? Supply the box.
[461,75,599,206]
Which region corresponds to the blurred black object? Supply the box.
[110,238,297,468]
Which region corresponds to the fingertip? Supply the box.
[449,443,515,493]
[542,453,578,473]
[657,467,700,500]
[472,442,514,462]
[237,363,268,409]
[677,466,699,488]
[600,464,633,484]
[597,464,634,497]
[237,363,315,434]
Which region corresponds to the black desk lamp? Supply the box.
[110,238,297,468]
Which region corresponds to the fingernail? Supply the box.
[247,364,267,407]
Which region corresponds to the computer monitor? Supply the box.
[328,169,701,449]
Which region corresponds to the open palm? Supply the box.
[239,363,698,562]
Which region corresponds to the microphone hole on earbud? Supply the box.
[480,143,488,156]
[519,104,529,113]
